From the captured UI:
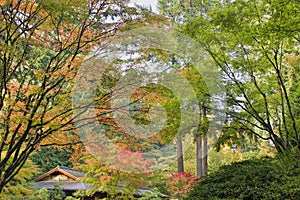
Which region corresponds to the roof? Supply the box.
[34,166,169,198]
[35,181,93,191]
[57,166,85,179]
[34,166,84,182]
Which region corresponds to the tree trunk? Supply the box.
[202,105,208,176]
[176,137,184,173]
[196,135,203,176]
[202,134,208,176]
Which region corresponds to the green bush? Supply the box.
[186,156,300,199]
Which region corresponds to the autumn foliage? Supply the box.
[77,149,152,198]
[166,172,201,198]
[0,0,127,192]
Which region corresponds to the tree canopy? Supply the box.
[1,0,300,198]
[182,0,300,153]
[0,0,132,192]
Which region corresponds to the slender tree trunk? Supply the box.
[196,135,203,176]
[202,134,208,176]
[202,104,208,176]
[176,137,184,173]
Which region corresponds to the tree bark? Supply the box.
[196,135,203,176]
[177,137,184,173]
[202,104,208,176]
[202,134,208,176]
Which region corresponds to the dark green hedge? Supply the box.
[186,157,300,200]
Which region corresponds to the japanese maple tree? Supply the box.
[0,0,129,192]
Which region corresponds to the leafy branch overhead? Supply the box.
[182,0,300,153]
[0,0,136,192]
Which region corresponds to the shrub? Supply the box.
[186,156,300,199]
[166,172,201,198]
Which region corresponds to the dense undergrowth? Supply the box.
[186,155,300,200]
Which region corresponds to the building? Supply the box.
[34,166,168,199]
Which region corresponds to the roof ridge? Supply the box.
[58,165,76,169]
[35,166,84,182]
[58,166,83,172]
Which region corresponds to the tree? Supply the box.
[30,146,73,173]
[49,184,66,200]
[182,0,300,153]
[142,83,183,173]
[0,158,39,199]
[158,0,187,174]
[28,188,50,200]
[77,151,151,199]
[28,184,67,200]
[158,0,214,176]
[180,66,210,176]
[158,0,203,25]
[0,0,131,192]
[80,29,191,175]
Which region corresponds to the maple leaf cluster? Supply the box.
[166,172,201,198]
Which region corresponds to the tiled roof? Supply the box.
[35,181,92,191]
[57,166,84,178]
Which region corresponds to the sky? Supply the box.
[130,0,159,13]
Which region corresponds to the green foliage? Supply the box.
[146,170,170,196]
[65,197,80,200]
[28,184,66,200]
[180,0,300,153]
[142,84,181,142]
[71,190,87,199]
[28,188,50,200]
[216,122,261,153]
[30,147,73,173]
[77,153,149,199]
[0,159,39,200]
[50,184,66,200]
[186,156,300,199]
[158,0,203,25]
[207,147,243,173]
[208,140,276,173]
[140,188,164,200]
